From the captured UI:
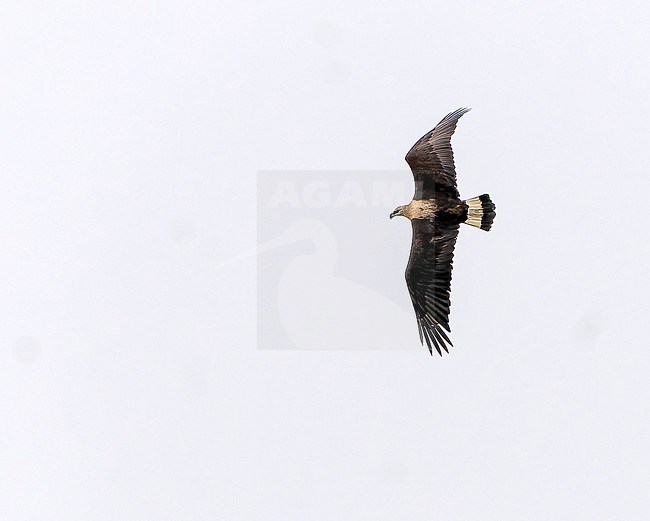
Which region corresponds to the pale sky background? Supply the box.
[1,1,650,520]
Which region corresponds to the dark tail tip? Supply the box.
[465,194,496,231]
[478,194,496,231]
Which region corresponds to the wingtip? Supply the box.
[441,107,472,123]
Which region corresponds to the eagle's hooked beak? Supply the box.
[390,208,401,219]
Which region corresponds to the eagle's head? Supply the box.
[390,205,406,219]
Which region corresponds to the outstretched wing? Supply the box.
[405,107,470,199]
[405,219,459,355]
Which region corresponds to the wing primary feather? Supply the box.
[439,321,452,334]
[431,328,449,354]
[427,329,442,356]
[433,328,449,353]
[436,326,453,346]
[420,320,435,355]
[421,316,444,356]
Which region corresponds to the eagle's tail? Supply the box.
[464,194,496,231]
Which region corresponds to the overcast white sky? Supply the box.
[1,1,649,519]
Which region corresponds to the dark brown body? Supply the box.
[430,196,468,226]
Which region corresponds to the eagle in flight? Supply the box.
[390,108,495,355]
